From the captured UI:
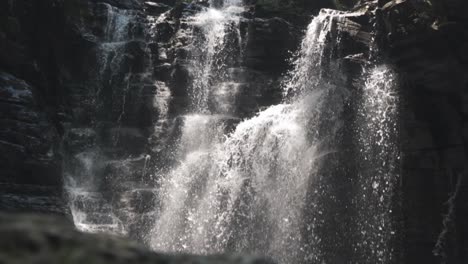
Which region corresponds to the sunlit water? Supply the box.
[65,3,400,263]
[151,9,356,264]
[354,65,399,262]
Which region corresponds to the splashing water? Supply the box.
[284,9,342,98]
[354,65,400,263]
[63,2,401,262]
[188,2,244,113]
[151,9,349,263]
[65,150,126,235]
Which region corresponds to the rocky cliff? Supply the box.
[378,0,468,263]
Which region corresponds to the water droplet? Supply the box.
[372,181,379,189]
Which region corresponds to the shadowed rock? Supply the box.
[0,213,275,264]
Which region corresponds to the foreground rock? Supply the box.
[0,213,274,264]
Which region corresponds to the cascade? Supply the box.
[150,0,247,250]
[62,2,400,263]
[5,0,468,261]
[149,9,395,264]
[150,7,400,263]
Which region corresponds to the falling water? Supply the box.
[188,1,244,113]
[354,65,399,262]
[151,9,351,263]
[63,1,401,262]
[65,149,126,234]
[158,0,245,175]
[98,4,137,78]
[149,0,247,249]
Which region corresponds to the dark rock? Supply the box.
[244,17,300,73]
[144,1,171,15]
[0,213,276,264]
[63,128,98,154]
[380,0,468,262]
[0,184,69,217]
[0,72,61,187]
[252,0,337,25]
[99,0,143,10]
[153,0,178,6]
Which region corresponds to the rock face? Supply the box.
[0,71,66,215]
[0,72,60,186]
[0,213,274,264]
[378,0,468,263]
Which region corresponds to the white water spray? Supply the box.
[151,9,348,264]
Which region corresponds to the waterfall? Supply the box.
[62,1,400,262]
[149,6,400,263]
[150,9,353,263]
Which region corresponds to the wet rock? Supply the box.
[244,17,299,73]
[63,128,98,154]
[380,0,468,262]
[252,0,338,25]
[144,1,171,15]
[0,72,61,187]
[0,185,69,217]
[0,213,276,264]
